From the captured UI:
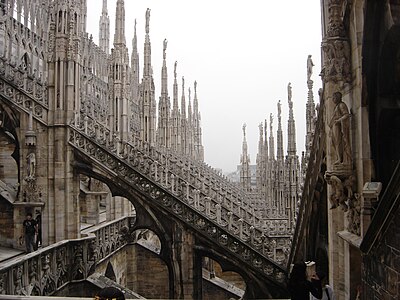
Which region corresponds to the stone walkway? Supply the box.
[0,246,24,262]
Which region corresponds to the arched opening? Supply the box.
[202,257,245,299]
[79,175,135,230]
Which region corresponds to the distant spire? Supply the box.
[188,87,192,121]
[256,122,265,191]
[305,55,316,158]
[269,113,275,160]
[114,0,126,46]
[173,61,179,111]
[143,8,152,77]
[193,80,204,161]
[131,19,139,82]
[287,82,297,155]
[240,123,251,191]
[99,0,110,54]
[171,61,181,152]
[181,76,186,118]
[102,0,107,14]
[277,100,284,160]
[161,39,168,96]
[157,38,171,148]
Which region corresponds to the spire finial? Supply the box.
[163,39,167,60]
[242,123,247,138]
[145,8,151,34]
[102,0,107,14]
[307,54,314,81]
[194,81,197,94]
[287,82,292,102]
[278,100,282,118]
[270,113,273,133]
[188,87,191,101]
[182,76,185,89]
[174,61,177,79]
[134,19,137,34]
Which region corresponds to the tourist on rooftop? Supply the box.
[22,212,38,253]
[287,261,322,300]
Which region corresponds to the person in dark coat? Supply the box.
[287,261,322,300]
[94,286,125,300]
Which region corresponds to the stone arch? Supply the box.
[194,244,286,299]
[202,256,246,299]
[73,156,182,298]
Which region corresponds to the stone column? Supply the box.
[321,1,353,299]
[170,224,198,299]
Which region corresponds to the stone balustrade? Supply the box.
[0,217,134,296]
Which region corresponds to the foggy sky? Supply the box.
[86,0,323,173]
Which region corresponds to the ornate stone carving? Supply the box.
[322,0,351,83]
[0,273,7,295]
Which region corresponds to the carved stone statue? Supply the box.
[326,174,348,211]
[145,8,150,34]
[27,152,36,179]
[174,61,177,79]
[242,123,246,137]
[270,113,273,132]
[329,91,351,166]
[277,100,282,117]
[307,55,314,81]
[287,82,292,102]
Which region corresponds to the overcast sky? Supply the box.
[86,0,322,173]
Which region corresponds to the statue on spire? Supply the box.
[188,87,191,101]
[259,123,263,137]
[163,39,167,59]
[182,76,185,89]
[242,123,247,138]
[287,82,292,102]
[194,81,197,94]
[270,113,273,132]
[134,19,137,34]
[145,8,151,34]
[174,61,177,79]
[307,54,314,81]
[278,100,282,118]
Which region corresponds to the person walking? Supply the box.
[22,213,38,253]
[288,261,322,300]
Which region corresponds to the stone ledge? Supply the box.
[337,230,362,248]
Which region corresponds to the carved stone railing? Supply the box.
[0,57,48,124]
[288,98,326,267]
[73,114,260,228]
[68,122,288,285]
[0,217,133,296]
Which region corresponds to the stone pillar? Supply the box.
[321,0,354,298]
[170,224,198,299]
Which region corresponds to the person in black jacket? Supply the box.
[287,261,322,300]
